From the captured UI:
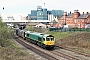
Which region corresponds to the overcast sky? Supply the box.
[0,0,90,15]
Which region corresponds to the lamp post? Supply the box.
[3,7,4,20]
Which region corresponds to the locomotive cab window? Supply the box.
[27,34,29,37]
[46,35,54,41]
[51,37,54,41]
[46,37,50,41]
[38,37,42,42]
[43,38,45,41]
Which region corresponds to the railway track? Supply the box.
[54,46,90,60]
[56,46,90,57]
[64,47,90,57]
[14,36,63,60]
[51,50,79,60]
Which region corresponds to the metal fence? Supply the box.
[49,28,90,32]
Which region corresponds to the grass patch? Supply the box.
[55,32,90,54]
[0,39,38,60]
[47,31,74,40]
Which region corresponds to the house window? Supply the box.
[74,19,77,23]
[78,24,80,26]
[82,20,85,22]
[78,19,80,22]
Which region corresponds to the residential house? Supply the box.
[57,10,90,28]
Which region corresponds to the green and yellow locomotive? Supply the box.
[16,29,55,49]
[25,31,55,49]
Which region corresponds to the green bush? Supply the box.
[0,20,12,47]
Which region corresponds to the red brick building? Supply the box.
[56,10,90,28]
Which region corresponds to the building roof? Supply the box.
[78,14,89,18]
[67,13,74,17]
[59,11,90,21]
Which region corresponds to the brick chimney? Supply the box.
[86,12,89,14]
[70,11,71,14]
[73,10,80,18]
[83,12,84,15]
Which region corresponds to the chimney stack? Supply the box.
[73,10,80,18]
[70,11,71,14]
[74,10,78,13]
[83,12,84,15]
[86,12,89,14]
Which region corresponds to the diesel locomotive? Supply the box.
[16,28,55,49]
